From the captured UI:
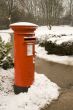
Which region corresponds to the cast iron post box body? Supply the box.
[10,22,37,94]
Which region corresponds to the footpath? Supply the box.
[35,57,73,110]
[43,88,73,110]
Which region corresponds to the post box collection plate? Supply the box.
[27,43,33,56]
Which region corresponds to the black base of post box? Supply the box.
[14,85,30,94]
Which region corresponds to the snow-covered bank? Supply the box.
[0,68,60,110]
[35,45,73,66]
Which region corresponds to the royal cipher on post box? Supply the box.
[10,22,37,94]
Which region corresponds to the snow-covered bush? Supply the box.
[40,40,73,55]
[0,37,14,69]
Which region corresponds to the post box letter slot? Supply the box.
[24,37,36,41]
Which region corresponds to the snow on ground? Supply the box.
[47,35,73,45]
[0,33,11,43]
[35,25,73,44]
[0,29,13,33]
[35,25,73,37]
[35,45,73,65]
[0,25,73,65]
[1,25,73,44]
[35,25,73,65]
[0,68,60,110]
[0,29,13,43]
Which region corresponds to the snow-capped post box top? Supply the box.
[10,22,38,34]
[10,22,38,26]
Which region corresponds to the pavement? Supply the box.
[42,88,73,110]
[35,57,73,110]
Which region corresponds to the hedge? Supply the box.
[40,41,73,55]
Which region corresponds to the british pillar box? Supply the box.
[10,22,37,94]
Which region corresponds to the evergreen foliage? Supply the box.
[0,37,14,69]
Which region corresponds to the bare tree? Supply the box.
[6,0,18,23]
[64,0,73,25]
[0,0,64,29]
[69,0,73,16]
[39,0,63,28]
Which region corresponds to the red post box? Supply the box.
[10,22,37,94]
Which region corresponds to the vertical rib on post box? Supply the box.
[10,22,37,94]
